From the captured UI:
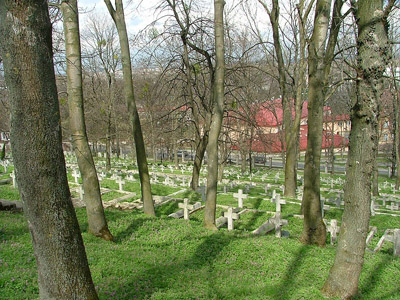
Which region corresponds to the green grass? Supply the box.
[1,164,400,299]
[1,205,399,300]
[0,184,21,201]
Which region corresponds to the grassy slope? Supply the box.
[1,205,399,300]
[1,164,400,299]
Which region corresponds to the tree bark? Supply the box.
[204,0,225,230]
[260,0,300,197]
[322,1,391,298]
[190,134,208,190]
[301,0,343,246]
[62,0,113,241]
[104,0,155,216]
[0,1,99,298]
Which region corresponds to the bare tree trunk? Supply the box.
[240,148,247,174]
[301,0,343,246]
[190,134,208,190]
[106,124,112,171]
[322,1,391,298]
[62,0,113,241]
[0,1,99,298]
[391,63,400,189]
[104,0,155,216]
[372,137,380,196]
[259,0,301,197]
[204,0,225,230]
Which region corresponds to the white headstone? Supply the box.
[224,207,239,231]
[327,219,340,245]
[178,198,194,220]
[233,189,248,208]
[72,169,80,184]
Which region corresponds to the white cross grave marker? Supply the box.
[72,169,80,184]
[116,177,125,192]
[178,198,194,220]
[10,171,17,188]
[327,219,340,245]
[224,207,239,231]
[275,194,286,212]
[233,189,248,208]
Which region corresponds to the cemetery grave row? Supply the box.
[1,155,400,255]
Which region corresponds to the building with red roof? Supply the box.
[229,99,349,154]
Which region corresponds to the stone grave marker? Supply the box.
[327,219,340,245]
[72,169,80,184]
[320,197,325,217]
[272,189,276,202]
[387,201,399,211]
[178,198,194,220]
[10,171,17,188]
[274,173,279,184]
[374,229,400,256]
[198,186,206,202]
[224,207,240,231]
[1,160,9,173]
[366,226,377,245]
[265,184,270,194]
[371,198,376,216]
[274,211,289,238]
[116,177,125,192]
[244,184,250,194]
[275,194,286,212]
[233,189,248,208]
[169,201,202,219]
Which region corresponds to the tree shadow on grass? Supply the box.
[155,201,179,217]
[110,231,235,299]
[358,255,398,299]
[272,245,311,300]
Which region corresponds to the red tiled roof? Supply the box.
[232,126,348,153]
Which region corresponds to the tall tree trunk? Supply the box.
[372,137,380,196]
[62,0,113,241]
[204,0,225,230]
[301,0,343,246]
[104,0,155,216]
[322,1,391,298]
[0,1,99,298]
[391,64,400,189]
[259,0,299,197]
[190,133,208,190]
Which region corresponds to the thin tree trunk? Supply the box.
[204,0,225,230]
[391,63,400,189]
[322,1,391,298]
[62,0,113,241]
[0,1,99,298]
[372,137,380,196]
[104,0,155,216]
[301,0,343,246]
[260,0,299,197]
[190,134,208,190]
